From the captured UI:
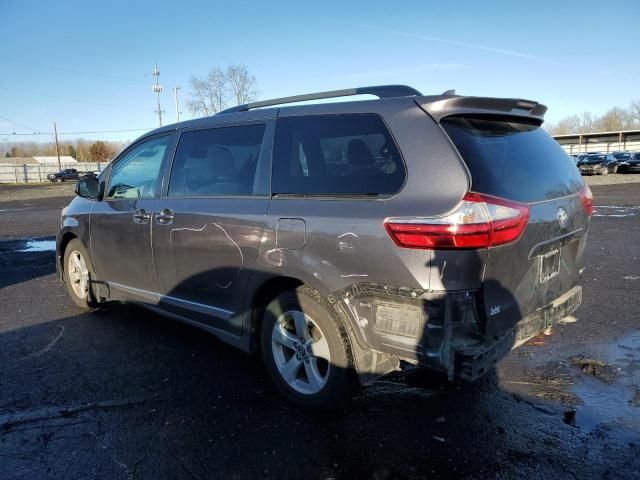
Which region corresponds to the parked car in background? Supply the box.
[56,85,591,408]
[47,168,80,182]
[617,152,640,173]
[578,153,619,175]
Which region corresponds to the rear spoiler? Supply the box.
[416,95,547,123]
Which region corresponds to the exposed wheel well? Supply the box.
[249,276,303,351]
[58,232,78,275]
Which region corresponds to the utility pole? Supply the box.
[53,121,61,171]
[152,63,163,127]
[173,86,181,122]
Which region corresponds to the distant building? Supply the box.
[553,129,640,154]
[0,156,38,166]
[32,156,78,165]
[0,156,77,167]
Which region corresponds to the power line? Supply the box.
[0,127,154,136]
[0,114,42,133]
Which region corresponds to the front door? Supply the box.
[90,134,173,301]
[152,122,271,334]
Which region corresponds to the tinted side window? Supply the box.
[169,124,265,197]
[272,114,405,195]
[107,136,169,199]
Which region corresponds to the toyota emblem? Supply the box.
[557,207,568,228]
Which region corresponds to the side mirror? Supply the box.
[75,176,100,199]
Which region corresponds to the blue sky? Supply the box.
[1,0,639,143]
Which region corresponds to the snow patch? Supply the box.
[17,239,56,252]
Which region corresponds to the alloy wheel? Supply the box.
[271,310,331,395]
[67,250,89,299]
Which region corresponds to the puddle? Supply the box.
[568,332,640,432]
[505,331,640,433]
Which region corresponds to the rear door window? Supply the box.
[442,116,583,203]
[272,114,405,196]
[169,124,265,197]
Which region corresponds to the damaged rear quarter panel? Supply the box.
[254,99,479,365]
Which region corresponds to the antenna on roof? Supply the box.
[441,89,456,96]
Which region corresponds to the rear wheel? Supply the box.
[56,177,63,182]
[63,239,97,309]
[600,166,608,176]
[260,286,354,409]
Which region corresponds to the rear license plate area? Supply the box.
[539,249,560,283]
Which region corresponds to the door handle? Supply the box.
[155,209,174,225]
[133,208,151,224]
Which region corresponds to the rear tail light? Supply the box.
[578,184,593,216]
[384,192,530,250]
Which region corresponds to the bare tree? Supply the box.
[629,100,640,126]
[577,111,594,133]
[546,102,639,135]
[186,64,259,116]
[226,64,257,105]
[546,115,580,135]
[187,67,229,116]
[595,107,632,132]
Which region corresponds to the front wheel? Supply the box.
[63,239,97,309]
[600,166,608,176]
[260,286,355,409]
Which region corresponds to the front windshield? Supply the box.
[586,155,606,162]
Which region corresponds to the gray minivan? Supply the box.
[57,85,592,408]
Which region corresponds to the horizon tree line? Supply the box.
[546,99,640,135]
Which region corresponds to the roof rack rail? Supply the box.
[218,84,422,115]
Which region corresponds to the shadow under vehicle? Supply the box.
[56,85,591,408]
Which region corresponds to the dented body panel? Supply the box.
[56,89,590,385]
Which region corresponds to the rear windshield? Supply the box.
[442,116,583,203]
[613,153,630,160]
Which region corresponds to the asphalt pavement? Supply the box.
[0,183,639,479]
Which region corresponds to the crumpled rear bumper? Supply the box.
[454,286,582,381]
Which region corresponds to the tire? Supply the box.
[56,177,63,183]
[260,286,355,409]
[63,239,97,309]
[600,166,608,176]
